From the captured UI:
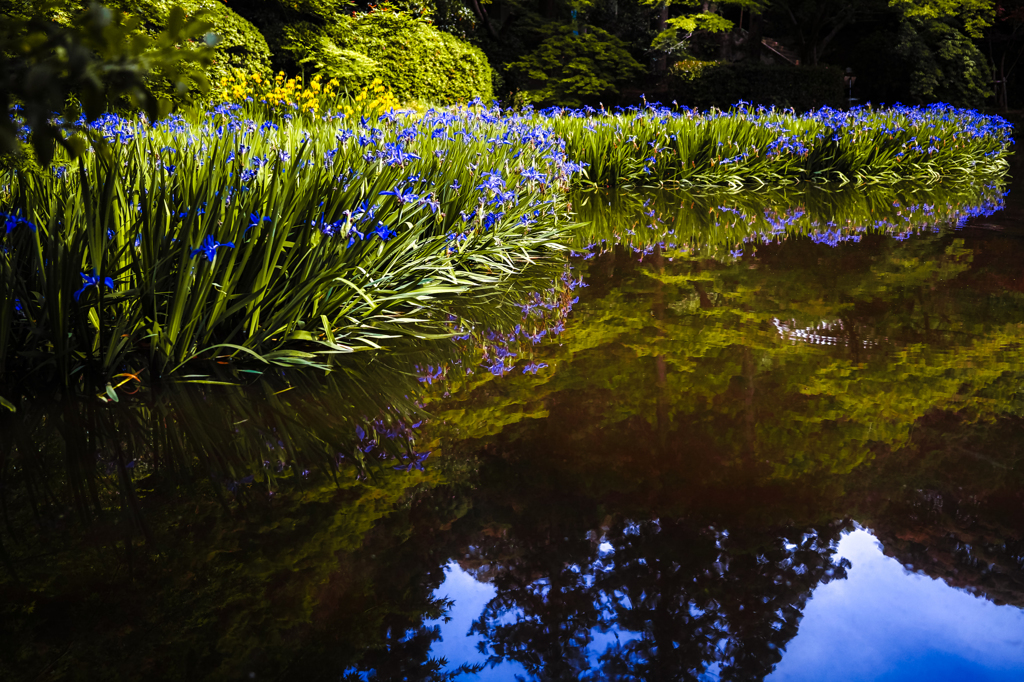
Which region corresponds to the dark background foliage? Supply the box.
[667,61,845,110]
[7,0,1024,110]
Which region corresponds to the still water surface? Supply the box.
[1,180,1023,681]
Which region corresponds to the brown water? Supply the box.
[1,179,1023,682]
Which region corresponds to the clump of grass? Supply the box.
[0,102,582,396]
[0,258,572,534]
[543,101,1013,188]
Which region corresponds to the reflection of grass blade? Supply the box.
[571,182,1006,259]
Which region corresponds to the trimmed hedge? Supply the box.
[281,11,494,105]
[668,61,844,112]
[105,0,273,92]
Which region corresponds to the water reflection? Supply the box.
[772,530,1024,682]
[2,184,1024,681]
[461,516,850,681]
[570,182,1005,260]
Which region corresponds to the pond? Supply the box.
[2,177,1023,681]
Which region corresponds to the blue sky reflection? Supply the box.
[429,529,1024,681]
[770,529,1024,682]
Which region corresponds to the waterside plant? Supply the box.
[0,103,582,401]
[545,102,1013,188]
[0,98,1013,404]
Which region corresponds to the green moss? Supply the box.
[281,11,494,105]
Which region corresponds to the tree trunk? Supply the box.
[656,1,668,75]
[467,0,500,41]
[747,11,764,62]
[1002,51,1009,110]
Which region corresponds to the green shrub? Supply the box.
[895,16,992,108]
[506,25,645,107]
[281,11,493,105]
[107,0,273,90]
[668,61,844,112]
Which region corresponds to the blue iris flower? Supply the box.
[370,223,397,241]
[379,187,420,205]
[520,167,546,183]
[476,170,505,193]
[347,228,365,248]
[248,213,271,231]
[74,271,115,301]
[2,210,35,234]
[190,235,235,261]
[422,195,441,213]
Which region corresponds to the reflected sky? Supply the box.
[430,529,1024,681]
[429,564,530,681]
[772,530,1024,682]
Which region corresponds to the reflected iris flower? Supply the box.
[393,451,431,472]
[524,360,548,376]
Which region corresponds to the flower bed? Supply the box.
[0,103,582,393]
[545,102,1013,187]
[0,98,1013,397]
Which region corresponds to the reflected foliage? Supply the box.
[465,512,850,681]
[3,187,1024,681]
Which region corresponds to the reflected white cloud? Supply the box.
[428,562,529,681]
[769,529,1024,682]
[428,529,1024,681]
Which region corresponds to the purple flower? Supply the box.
[74,271,115,301]
[2,210,35,234]
[190,235,235,261]
[379,187,420,205]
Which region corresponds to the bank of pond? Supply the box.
[0,102,1013,404]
